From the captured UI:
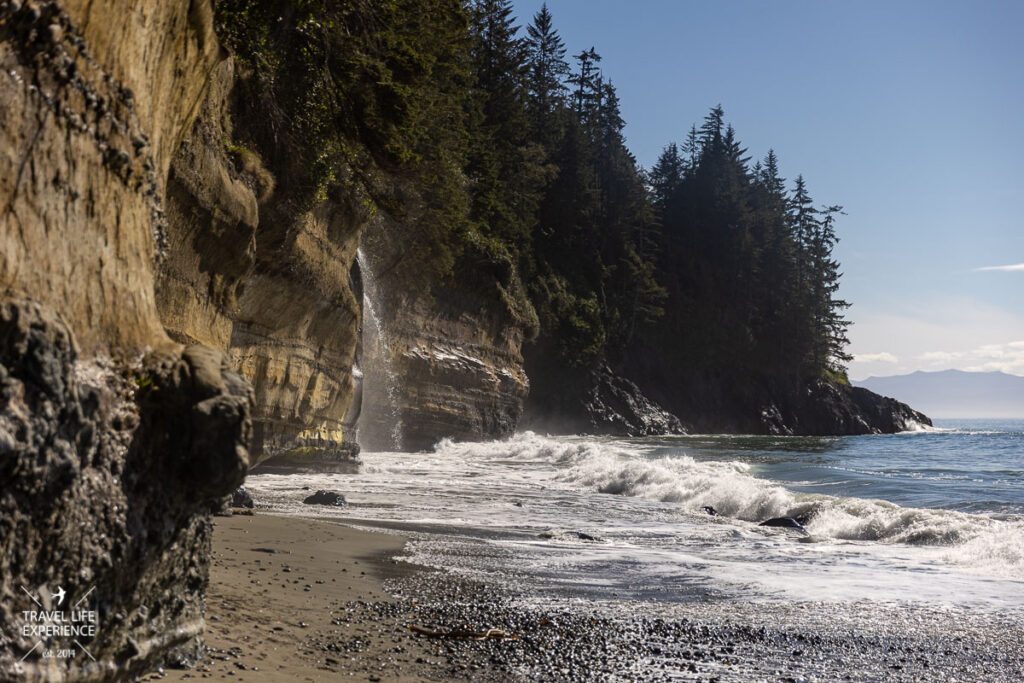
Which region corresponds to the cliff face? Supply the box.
[361,285,529,452]
[620,357,931,436]
[1,1,251,678]
[522,348,686,437]
[158,58,363,465]
[526,345,930,438]
[228,197,361,461]
[158,59,257,354]
[0,0,220,353]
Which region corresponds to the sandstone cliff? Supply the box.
[1,1,251,678]
[357,223,532,451]
[360,281,529,452]
[157,59,362,466]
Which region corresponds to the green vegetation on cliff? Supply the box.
[215,0,472,291]
[214,0,852,396]
[644,111,851,393]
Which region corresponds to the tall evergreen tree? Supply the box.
[699,104,725,152]
[681,125,700,175]
[466,0,542,253]
[809,205,852,372]
[568,47,602,122]
[524,3,569,145]
[650,142,684,210]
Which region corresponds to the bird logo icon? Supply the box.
[51,586,66,606]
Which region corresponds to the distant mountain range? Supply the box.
[854,370,1024,419]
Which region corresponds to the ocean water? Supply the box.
[246,419,1024,609]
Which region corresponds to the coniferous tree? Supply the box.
[568,48,602,121]
[524,3,569,145]
[749,150,797,380]
[699,104,725,150]
[650,143,684,210]
[466,0,539,254]
[810,205,852,373]
[681,125,700,176]
[216,0,474,292]
[220,1,859,429]
[643,105,855,406]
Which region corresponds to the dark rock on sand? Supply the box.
[303,490,347,506]
[212,495,234,517]
[232,486,255,508]
[539,530,602,542]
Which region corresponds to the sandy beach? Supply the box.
[148,509,1024,682]
[157,514,428,682]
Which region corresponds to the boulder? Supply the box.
[303,490,347,506]
[232,487,255,509]
[759,517,809,535]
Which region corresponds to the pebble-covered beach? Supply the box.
[157,514,1024,682]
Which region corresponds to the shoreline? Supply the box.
[155,511,1024,682]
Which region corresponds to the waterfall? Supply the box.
[356,247,404,450]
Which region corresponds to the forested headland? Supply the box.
[214,0,910,435]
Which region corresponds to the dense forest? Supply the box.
[215,0,853,431]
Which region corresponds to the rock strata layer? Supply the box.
[1,1,253,677]
[158,42,362,466]
[361,287,529,452]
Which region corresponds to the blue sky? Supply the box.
[512,0,1023,379]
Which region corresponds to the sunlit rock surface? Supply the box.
[0,1,252,676]
[361,288,529,452]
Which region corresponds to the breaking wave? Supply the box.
[434,432,1024,575]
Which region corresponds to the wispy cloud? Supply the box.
[918,341,1024,376]
[920,350,958,363]
[846,296,1024,380]
[855,352,898,364]
[975,263,1024,272]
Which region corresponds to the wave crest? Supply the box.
[435,432,1024,573]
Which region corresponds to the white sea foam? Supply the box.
[246,430,1024,606]
[941,524,1024,577]
[432,432,1024,569]
[900,420,936,433]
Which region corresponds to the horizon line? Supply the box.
[851,368,1024,382]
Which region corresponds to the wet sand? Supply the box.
[154,513,1024,682]
[157,514,430,682]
